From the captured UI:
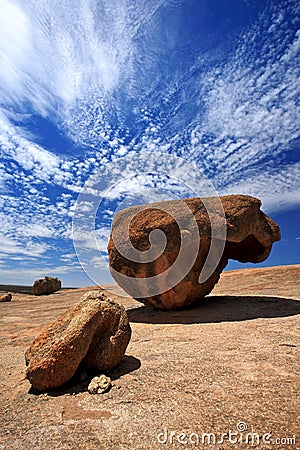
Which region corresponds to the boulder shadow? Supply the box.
[109,354,141,381]
[127,295,300,325]
[28,355,141,397]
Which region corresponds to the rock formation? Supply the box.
[108,195,280,310]
[0,292,12,302]
[33,276,61,296]
[25,290,131,391]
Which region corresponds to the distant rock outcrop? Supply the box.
[108,194,281,310]
[33,276,61,296]
[0,293,12,302]
[25,290,131,391]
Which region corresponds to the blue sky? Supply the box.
[0,0,299,287]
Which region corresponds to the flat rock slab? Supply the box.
[0,266,299,449]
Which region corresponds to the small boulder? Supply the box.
[0,292,12,302]
[25,290,131,391]
[108,194,280,310]
[33,276,61,296]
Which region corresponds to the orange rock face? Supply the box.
[108,195,280,310]
[25,291,131,391]
[0,293,12,302]
[33,276,61,295]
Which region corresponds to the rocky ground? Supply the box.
[0,265,299,449]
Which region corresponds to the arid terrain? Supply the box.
[0,265,299,449]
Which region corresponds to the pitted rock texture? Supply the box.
[88,374,112,394]
[108,195,280,310]
[33,276,61,296]
[25,290,131,391]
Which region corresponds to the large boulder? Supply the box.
[25,290,131,391]
[108,195,280,310]
[33,276,61,296]
[0,292,12,302]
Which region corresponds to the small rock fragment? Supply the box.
[88,375,112,394]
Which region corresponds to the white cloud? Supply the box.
[220,162,300,213]
[72,225,111,253]
[60,252,77,262]
[20,224,54,238]
[0,0,299,286]
[185,0,300,209]
[0,112,62,181]
[95,226,111,252]
[0,233,48,257]
[0,0,168,120]
[0,263,83,285]
[0,0,31,99]
[1,0,297,215]
[90,255,108,269]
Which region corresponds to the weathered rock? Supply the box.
[33,276,61,296]
[0,293,12,302]
[108,195,281,310]
[88,374,111,394]
[25,290,131,391]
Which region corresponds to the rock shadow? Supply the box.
[109,354,141,381]
[29,355,141,396]
[127,295,300,325]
